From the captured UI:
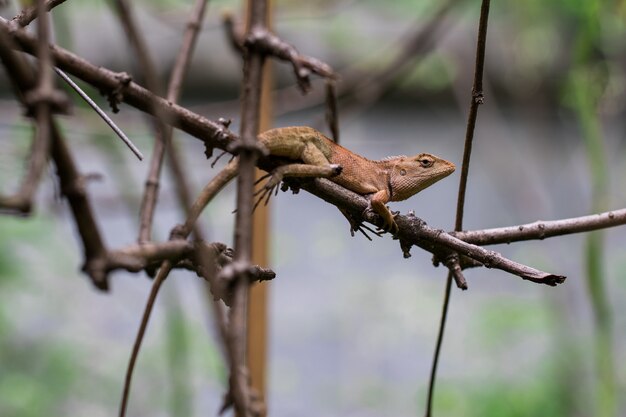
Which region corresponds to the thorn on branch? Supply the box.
[82,256,110,291]
[400,238,413,258]
[442,254,468,290]
[194,243,275,307]
[472,88,484,105]
[213,260,276,307]
[205,118,235,158]
[105,71,132,113]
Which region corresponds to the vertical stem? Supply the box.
[425,1,490,416]
[230,1,269,415]
[247,2,273,403]
[572,68,614,417]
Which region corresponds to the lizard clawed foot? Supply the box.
[363,204,399,235]
[339,207,382,241]
[376,220,399,235]
[252,171,284,211]
[377,209,400,235]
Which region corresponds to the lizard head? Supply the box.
[388,153,455,202]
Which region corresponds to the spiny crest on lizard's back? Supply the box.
[380,155,407,161]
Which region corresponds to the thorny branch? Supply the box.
[0,14,108,288]
[0,0,68,214]
[0,16,611,285]
[302,178,563,285]
[223,12,335,94]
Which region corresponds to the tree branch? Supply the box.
[10,0,67,28]
[0,15,597,286]
[226,0,271,415]
[302,177,563,285]
[0,21,108,288]
[0,16,237,153]
[454,209,626,246]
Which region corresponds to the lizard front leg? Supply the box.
[368,189,398,234]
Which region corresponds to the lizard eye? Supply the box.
[419,158,434,168]
[399,169,407,176]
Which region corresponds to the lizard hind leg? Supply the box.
[253,163,342,210]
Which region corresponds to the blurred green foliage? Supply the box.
[0,217,78,417]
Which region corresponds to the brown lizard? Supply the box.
[221,126,456,233]
[119,126,455,417]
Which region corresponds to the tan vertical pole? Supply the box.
[247,0,272,406]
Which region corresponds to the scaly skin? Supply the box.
[258,126,456,233]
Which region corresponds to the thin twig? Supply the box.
[119,261,174,417]
[454,208,626,246]
[0,0,70,214]
[109,0,166,243]
[25,0,54,207]
[325,79,339,143]
[116,176,230,417]
[159,0,211,220]
[425,1,491,416]
[10,0,67,27]
[55,68,144,160]
[115,3,216,417]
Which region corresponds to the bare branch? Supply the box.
[226,0,271,413]
[118,260,174,417]
[325,79,339,143]
[106,240,194,272]
[109,0,168,243]
[0,21,110,288]
[0,1,64,214]
[10,0,67,28]
[224,11,335,94]
[304,178,564,286]
[52,127,109,289]
[160,0,211,220]
[454,209,626,246]
[0,15,608,286]
[0,16,236,146]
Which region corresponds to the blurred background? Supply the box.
[1,0,626,416]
